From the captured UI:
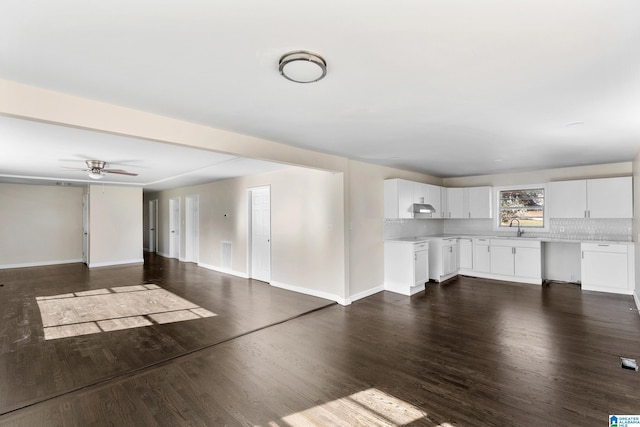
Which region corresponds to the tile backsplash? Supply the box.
[385,218,632,242]
[383,218,444,240]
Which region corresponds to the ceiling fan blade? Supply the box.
[61,166,89,171]
[103,169,138,176]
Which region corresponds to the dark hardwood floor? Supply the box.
[1,256,639,426]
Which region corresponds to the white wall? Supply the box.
[88,185,143,267]
[632,152,640,310]
[145,166,347,302]
[0,183,83,268]
[347,160,443,299]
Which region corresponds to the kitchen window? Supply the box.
[494,185,547,231]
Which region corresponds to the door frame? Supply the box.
[82,193,89,265]
[169,197,181,260]
[184,195,199,263]
[148,199,158,253]
[247,185,271,282]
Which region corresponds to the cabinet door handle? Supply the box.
[487,246,490,253]
[581,251,584,259]
[584,210,587,218]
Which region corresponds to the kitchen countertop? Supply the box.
[385,234,633,245]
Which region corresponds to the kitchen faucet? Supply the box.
[509,219,524,237]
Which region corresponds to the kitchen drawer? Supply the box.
[414,242,429,251]
[491,239,540,249]
[582,243,628,254]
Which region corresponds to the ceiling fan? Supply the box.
[66,160,139,180]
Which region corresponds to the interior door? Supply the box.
[184,195,199,263]
[148,199,158,253]
[250,187,271,283]
[169,197,180,259]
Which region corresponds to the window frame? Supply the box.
[492,183,549,233]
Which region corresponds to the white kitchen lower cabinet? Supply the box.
[429,238,458,282]
[490,243,514,276]
[514,246,542,278]
[473,238,542,285]
[458,238,473,273]
[473,238,491,273]
[581,243,634,295]
[384,240,429,296]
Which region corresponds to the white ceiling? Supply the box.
[0,116,289,191]
[1,0,640,180]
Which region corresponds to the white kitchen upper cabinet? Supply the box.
[587,177,632,218]
[548,180,587,218]
[426,184,445,218]
[548,177,632,219]
[384,179,414,219]
[440,186,448,218]
[413,182,428,204]
[446,188,465,218]
[467,186,492,218]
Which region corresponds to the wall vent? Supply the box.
[221,241,232,270]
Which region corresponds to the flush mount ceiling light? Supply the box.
[279,50,327,83]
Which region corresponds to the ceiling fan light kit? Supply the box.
[279,50,327,83]
[88,170,104,180]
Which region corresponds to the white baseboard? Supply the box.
[634,291,640,315]
[198,262,249,279]
[88,258,144,268]
[349,285,384,302]
[156,251,171,258]
[270,280,347,306]
[0,259,83,270]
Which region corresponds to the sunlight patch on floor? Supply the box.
[36,284,217,340]
[261,388,427,426]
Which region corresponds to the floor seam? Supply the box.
[0,300,337,418]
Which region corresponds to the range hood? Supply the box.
[412,203,435,214]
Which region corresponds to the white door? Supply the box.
[250,187,271,283]
[169,197,180,259]
[185,195,199,263]
[82,194,89,264]
[148,199,158,253]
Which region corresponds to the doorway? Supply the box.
[169,197,180,259]
[148,199,158,253]
[249,186,271,283]
[185,195,199,263]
